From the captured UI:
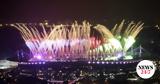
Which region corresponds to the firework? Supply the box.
[12,21,92,61]
[9,20,143,61]
[93,20,144,59]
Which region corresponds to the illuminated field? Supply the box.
[11,20,143,61]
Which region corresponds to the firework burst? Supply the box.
[8,20,143,61]
[93,20,144,59]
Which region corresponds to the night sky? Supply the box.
[0,0,160,59]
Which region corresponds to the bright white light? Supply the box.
[34,54,42,60]
[49,56,53,59]
[102,61,105,64]
[97,61,100,64]
[88,61,91,64]
[117,53,123,58]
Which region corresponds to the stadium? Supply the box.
[2,20,157,84]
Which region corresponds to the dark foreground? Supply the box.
[0,60,160,84]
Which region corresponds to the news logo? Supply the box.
[136,60,156,79]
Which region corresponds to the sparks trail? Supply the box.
[8,20,143,61]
